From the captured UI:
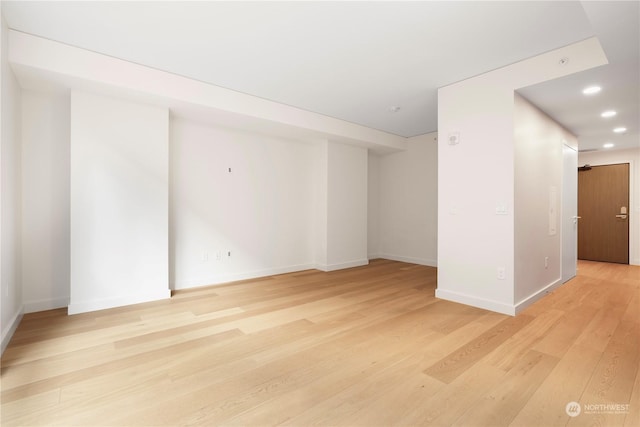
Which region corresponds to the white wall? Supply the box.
[3,29,396,321]
[171,123,369,287]
[367,151,380,259]
[579,147,640,265]
[21,90,70,312]
[438,84,516,313]
[378,132,438,266]
[325,142,368,270]
[437,38,607,315]
[170,118,317,289]
[513,93,577,308]
[7,90,373,320]
[1,12,23,353]
[313,141,329,268]
[69,91,170,314]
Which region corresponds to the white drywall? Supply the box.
[513,93,577,309]
[578,147,640,265]
[325,141,368,270]
[313,141,329,268]
[1,12,23,353]
[438,82,516,313]
[367,151,380,259]
[437,37,607,315]
[2,28,391,319]
[21,90,70,312]
[378,132,438,266]
[171,124,369,286]
[170,118,317,289]
[311,140,368,271]
[69,91,170,314]
[12,93,373,314]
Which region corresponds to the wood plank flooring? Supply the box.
[1,259,638,426]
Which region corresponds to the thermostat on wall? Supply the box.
[448,132,460,145]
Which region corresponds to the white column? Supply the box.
[315,140,368,271]
[69,91,170,314]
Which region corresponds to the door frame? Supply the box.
[577,157,636,265]
[562,144,578,282]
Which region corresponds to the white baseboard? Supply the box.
[24,297,69,314]
[514,278,563,314]
[378,253,437,267]
[436,277,564,316]
[315,259,369,272]
[173,263,317,290]
[1,307,24,355]
[435,288,516,316]
[68,289,171,315]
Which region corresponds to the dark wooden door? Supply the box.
[578,163,629,264]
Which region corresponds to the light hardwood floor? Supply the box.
[1,259,638,426]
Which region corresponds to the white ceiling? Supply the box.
[2,1,638,151]
[518,1,639,152]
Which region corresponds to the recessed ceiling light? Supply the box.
[582,85,601,95]
[613,127,627,133]
[603,143,615,148]
[601,110,617,118]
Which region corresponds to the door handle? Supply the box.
[615,214,627,219]
[572,216,581,224]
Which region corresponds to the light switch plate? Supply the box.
[495,204,508,215]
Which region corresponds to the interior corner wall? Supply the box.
[69,91,170,314]
[170,118,317,289]
[578,147,640,266]
[378,132,438,266]
[367,151,380,259]
[325,141,368,270]
[513,93,575,309]
[21,90,70,313]
[1,12,23,353]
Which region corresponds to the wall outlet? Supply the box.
[497,267,506,280]
[200,252,209,262]
[215,252,222,261]
[544,257,549,269]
